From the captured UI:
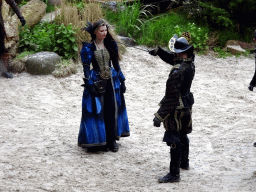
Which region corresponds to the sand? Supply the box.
[0,47,256,191]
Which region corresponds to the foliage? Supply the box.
[213,47,232,58]
[105,0,152,38]
[19,22,78,59]
[54,24,78,59]
[14,51,35,60]
[181,0,233,29]
[106,7,209,52]
[66,0,85,10]
[55,1,104,49]
[181,0,256,36]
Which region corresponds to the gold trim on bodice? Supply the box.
[94,48,111,79]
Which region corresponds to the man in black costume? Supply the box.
[149,33,195,183]
[248,30,256,147]
[0,0,25,78]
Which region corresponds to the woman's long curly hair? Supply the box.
[83,19,121,61]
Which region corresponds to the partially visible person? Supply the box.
[78,19,130,152]
[248,30,256,147]
[0,0,26,78]
[149,32,195,183]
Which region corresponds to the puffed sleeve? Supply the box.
[111,42,125,82]
[80,42,93,86]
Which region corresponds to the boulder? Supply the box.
[9,59,26,73]
[117,35,137,47]
[26,52,61,75]
[227,45,246,55]
[40,10,60,23]
[102,1,125,12]
[48,0,62,6]
[52,59,77,78]
[2,1,20,58]
[225,40,246,55]
[19,0,47,28]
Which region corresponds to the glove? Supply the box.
[120,81,126,93]
[88,84,100,96]
[20,17,26,26]
[248,85,254,91]
[149,49,157,56]
[153,117,161,127]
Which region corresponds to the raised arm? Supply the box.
[149,46,175,66]
[6,0,26,26]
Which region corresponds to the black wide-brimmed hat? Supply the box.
[168,35,192,53]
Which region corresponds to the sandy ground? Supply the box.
[0,47,256,192]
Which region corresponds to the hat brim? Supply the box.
[169,35,192,53]
[173,45,192,53]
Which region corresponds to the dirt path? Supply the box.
[0,47,256,191]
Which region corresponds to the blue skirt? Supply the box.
[78,68,130,147]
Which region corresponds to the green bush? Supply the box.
[105,0,152,38]
[19,22,78,59]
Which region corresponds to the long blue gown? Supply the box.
[78,42,130,148]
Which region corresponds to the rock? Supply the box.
[117,35,137,47]
[226,45,246,55]
[26,52,61,75]
[102,1,125,12]
[48,0,62,6]
[9,59,26,73]
[2,1,20,58]
[40,10,60,23]
[19,0,47,28]
[52,59,77,78]
[224,40,246,55]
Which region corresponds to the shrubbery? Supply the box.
[19,22,78,59]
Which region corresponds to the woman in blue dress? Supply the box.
[78,19,130,152]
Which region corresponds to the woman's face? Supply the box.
[95,25,107,41]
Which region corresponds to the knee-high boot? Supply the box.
[158,142,181,183]
[180,134,189,170]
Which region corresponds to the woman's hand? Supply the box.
[120,81,126,93]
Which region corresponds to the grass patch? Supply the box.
[14,51,35,60]
[105,2,209,52]
[52,59,77,78]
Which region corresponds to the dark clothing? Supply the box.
[249,48,256,87]
[155,47,195,137]
[154,47,195,177]
[78,42,130,148]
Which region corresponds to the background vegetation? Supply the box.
[105,0,255,55]
[17,0,255,62]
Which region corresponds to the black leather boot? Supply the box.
[254,142,256,147]
[159,143,181,183]
[107,141,119,152]
[158,167,180,183]
[2,71,13,78]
